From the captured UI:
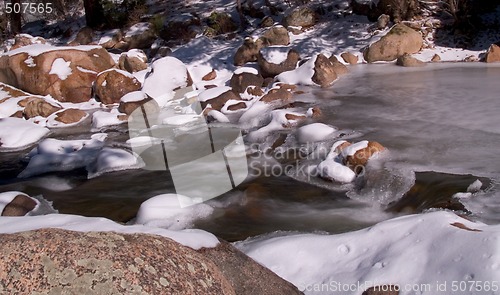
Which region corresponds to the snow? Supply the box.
[296,123,337,143]
[125,22,151,38]
[247,109,305,142]
[260,46,291,64]
[0,95,26,118]
[24,56,36,67]
[343,140,369,157]
[134,193,214,230]
[4,44,101,57]
[197,86,232,102]
[236,211,500,295]
[121,91,146,103]
[234,67,259,75]
[207,109,230,123]
[125,49,147,60]
[91,109,127,130]
[142,57,191,107]
[18,134,107,178]
[317,159,356,183]
[0,214,218,250]
[49,58,72,80]
[76,66,97,74]
[87,147,143,178]
[0,118,50,150]
[277,55,316,86]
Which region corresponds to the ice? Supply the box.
[0,214,219,250]
[0,118,50,150]
[134,194,214,230]
[236,211,500,295]
[49,58,72,80]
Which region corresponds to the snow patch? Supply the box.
[49,58,72,80]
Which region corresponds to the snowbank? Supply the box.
[0,118,50,150]
[0,214,218,250]
[236,211,500,295]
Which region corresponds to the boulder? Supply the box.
[282,7,317,28]
[200,89,241,111]
[234,38,264,66]
[261,26,290,46]
[99,29,124,49]
[260,16,275,28]
[23,97,62,118]
[123,22,157,50]
[257,47,300,78]
[485,44,500,63]
[10,34,46,50]
[142,57,193,107]
[431,54,441,62]
[311,54,338,87]
[1,194,37,216]
[363,24,423,63]
[328,56,349,75]
[230,71,264,93]
[0,229,235,295]
[259,88,293,104]
[206,12,238,35]
[396,54,426,67]
[0,45,115,103]
[345,141,386,171]
[118,49,148,73]
[118,92,160,116]
[198,239,303,295]
[71,27,94,45]
[341,52,359,65]
[159,13,201,43]
[95,69,142,105]
[202,69,217,81]
[377,14,391,30]
[54,109,88,124]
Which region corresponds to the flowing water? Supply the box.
[1,63,499,241]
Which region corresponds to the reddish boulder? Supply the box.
[95,69,142,105]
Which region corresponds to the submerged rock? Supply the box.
[396,54,426,67]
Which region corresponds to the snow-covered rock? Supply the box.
[134,194,214,230]
[142,57,193,107]
[296,123,338,143]
[0,118,49,150]
[236,211,500,295]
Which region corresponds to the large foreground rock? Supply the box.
[0,44,115,103]
[363,24,423,63]
[0,229,234,294]
[199,239,303,295]
[0,229,303,295]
